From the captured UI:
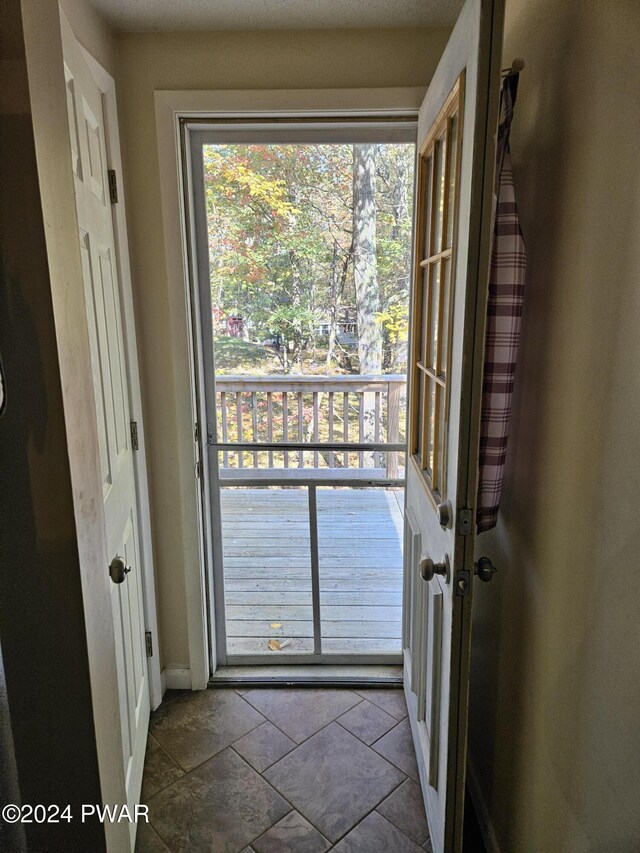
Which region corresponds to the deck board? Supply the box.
[220,487,404,658]
[225,591,402,606]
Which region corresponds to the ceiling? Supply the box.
[91,0,462,33]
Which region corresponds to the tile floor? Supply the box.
[136,687,432,853]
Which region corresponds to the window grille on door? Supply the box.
[409,78,463,503]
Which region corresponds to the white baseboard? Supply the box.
[467,754,501,853]
[161,667,192,690]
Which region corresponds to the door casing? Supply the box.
[155,88,425,681]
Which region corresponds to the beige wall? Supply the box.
[468,1,640,850]
[115,27,451,670]
[60,0,116,74]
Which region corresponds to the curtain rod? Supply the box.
[501,57,525,78]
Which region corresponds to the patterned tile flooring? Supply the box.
[136,687,432,853]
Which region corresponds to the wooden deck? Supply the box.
[220,487,404,657]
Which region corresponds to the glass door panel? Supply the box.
[220,485,314,656]
[317,486,404,656]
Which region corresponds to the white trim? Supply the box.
[154,87,424,686]
[156,87,425,119]
[466,753,501,853]
[155,94,211,691]
[185,128,226,670]
[162,667,193,691]
[80,45,163,710]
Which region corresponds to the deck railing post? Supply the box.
[267,392,274,467]
[386,380,401,479]
[282,391,289,468]
[297,393,304,468]
[328,392,335,468]
[220,391,229,468]
[251,391,259,467]
[343,391,349,469]
[236,391,243,468]
[313,391,319,468]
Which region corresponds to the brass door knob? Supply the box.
[420,555,449,582]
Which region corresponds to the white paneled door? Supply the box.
[61,17,150,845]
[403,1,504,851]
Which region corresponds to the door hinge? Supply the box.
[194,422,199,442]
[108,169,118,204]
[145,631,153,657]
[195,460,202,479]
[457,508,473,536]
[455,569,470,597]
[130,420,139,451]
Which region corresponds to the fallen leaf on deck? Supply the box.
[270,622,282,629]
[268,639,292,651]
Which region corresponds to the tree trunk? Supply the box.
[352,144,382,375]
[391,150,408,241]
[326,242,340,372]
[326,239,351,372]
[289,249,303,372]
[352,144,382,467]
[388,149,409,371]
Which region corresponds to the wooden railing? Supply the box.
[214,374,405,479]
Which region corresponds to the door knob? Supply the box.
[420,555,449,583]
[474,556,497,582]
[109,555,131,584]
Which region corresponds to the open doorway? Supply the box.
[188,123,416,666]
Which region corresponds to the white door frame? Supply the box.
[188,118,416,669]
[154,88,425,682]
[80,45,163,710]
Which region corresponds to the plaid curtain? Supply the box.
[476,74,526,533]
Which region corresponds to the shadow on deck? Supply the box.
[220,487,404,658]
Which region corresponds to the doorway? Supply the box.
[187,125,416,667]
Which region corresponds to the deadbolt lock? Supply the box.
[109,555,131,584]
[437,501,453,529]
[474,556,498,582]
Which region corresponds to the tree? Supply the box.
[352,144,383,375]
[203,142,414,378]
[376,145,412,371]
[326,238,352,371]
[352,144,384,465]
